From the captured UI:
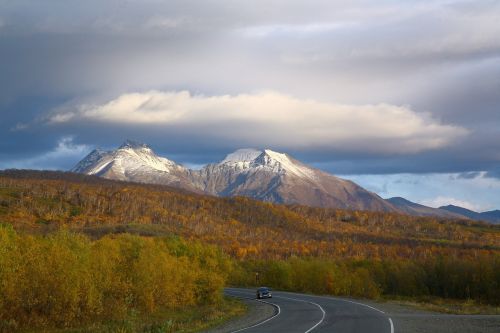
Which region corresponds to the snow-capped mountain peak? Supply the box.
[254,149,317,180]
[216,148,317,179]
[72,141,183,177]
[220,148,262,164]
[114,141,179,172]
[119,139,151,150]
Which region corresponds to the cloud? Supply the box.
[240,22,359,37]
[0,0,498,180]
[420,196,482,211]
[0,137,90,170]
[456,171,483,179]
[10,122,29,132]
[144,16,191,30]
[48,90,468,155]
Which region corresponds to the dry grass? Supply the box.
[24,297,247,333]
[385,296,500,315]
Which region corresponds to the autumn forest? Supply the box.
[0,170,499,331]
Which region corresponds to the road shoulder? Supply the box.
[359,299,500,333]
[203,298,277,333]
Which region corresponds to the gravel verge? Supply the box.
[203,298,277,333]
[359,299,500,333]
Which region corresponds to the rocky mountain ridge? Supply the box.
[72,141,397,212]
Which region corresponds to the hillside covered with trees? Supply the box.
[0,170,499,330]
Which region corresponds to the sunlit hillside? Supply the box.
[1,170,498,311]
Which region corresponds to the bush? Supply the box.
[0,225,227,330]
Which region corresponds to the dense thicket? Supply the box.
[0,225,228,330]
[231,256,500,304]
[0,170,499,309]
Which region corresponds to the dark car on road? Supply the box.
[256,287,272,299]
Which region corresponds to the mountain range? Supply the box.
[72,140,499,224]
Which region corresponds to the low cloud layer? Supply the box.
[48,91,467,154]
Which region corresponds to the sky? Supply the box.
[1,0,499,211]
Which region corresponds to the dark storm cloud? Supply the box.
[0,0,499,177]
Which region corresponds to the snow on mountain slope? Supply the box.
[72,140,198,191]
[217,148,315,179]
[221,148,262,165]
[255,149,317,180]
[72,149,108,173]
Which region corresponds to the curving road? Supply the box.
[225,288,394,333]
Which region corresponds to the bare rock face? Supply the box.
[73,142,398,212]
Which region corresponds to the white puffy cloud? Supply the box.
[49,90,468,154]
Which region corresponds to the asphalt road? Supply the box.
[225,288,394,333]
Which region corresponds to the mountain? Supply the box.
[387,197,466,219]
[196,148,397,211]
[439,205,500,224]
[439,205,481,220]
[481,210,500,223]
[72,142,398,212]
[71,140,200,192]
[387,198,500,224]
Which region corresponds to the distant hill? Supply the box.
[386,197,466,219]
[481,210,500,223]
[439,205,482,219]
[440,205,500,224]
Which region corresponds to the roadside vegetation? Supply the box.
[0,170,499,330]
[230,256,500,305]
[0,225,235,332]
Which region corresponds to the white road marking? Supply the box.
[273,295,326,333]
[279,291,395,333]
[338,298,386,314]
[226,289,395,333]
[225,290,281,333]
[336,298,394,333]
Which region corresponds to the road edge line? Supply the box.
[227,297,281,333]
[279,291,395,333]
[273,295,326,333]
